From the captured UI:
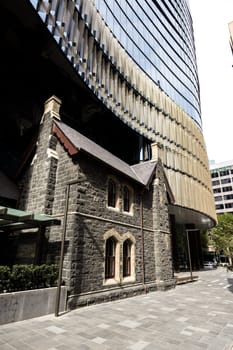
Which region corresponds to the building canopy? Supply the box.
[0,206,60,232]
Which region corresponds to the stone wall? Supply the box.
[152,160,174,288]
[49,150,159,308]
[18,97,175,309]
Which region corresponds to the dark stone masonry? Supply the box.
[18,96,176,309]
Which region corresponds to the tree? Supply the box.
[208,213,233,265]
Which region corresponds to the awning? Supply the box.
[0,206,60,232]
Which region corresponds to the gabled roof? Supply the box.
[131,162,157,188]
[132,161,175,203]
[53,120,175,202]
[53,120,157,188]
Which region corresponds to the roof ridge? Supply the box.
[54,120,146,186]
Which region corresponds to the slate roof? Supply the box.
[131,162,157,188]
[53,120,157,188]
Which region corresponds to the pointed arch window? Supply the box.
[123,185,130,212]
[105,237,116,279]
[108,179,116,208]
[123,239,132,277]
[123,185,133,214]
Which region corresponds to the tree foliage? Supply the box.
[209,213,233,264]
[200,230,209,251]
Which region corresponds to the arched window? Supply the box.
[123,239,132,277]
[108,179,116,208]
[105,237,116,278]
[123,185,130,212]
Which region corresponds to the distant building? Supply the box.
[210,160,233,214]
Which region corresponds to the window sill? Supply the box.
[122,210,134,216]
[107,206,120,212]
[122,276,136,283]
[103,278,120,286]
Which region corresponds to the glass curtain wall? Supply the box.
[94,0,202,127]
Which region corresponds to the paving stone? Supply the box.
[180,330,193,336]
[127,340,150,350]
[186,326,209,334]
[91,337,106,344]
[0,345,18,350]
[1,269,233,350]
[118,320,141,329]
[176,317,189,322]
[97,323,110,329]
[160,307,176,312]
[46,326,66,334]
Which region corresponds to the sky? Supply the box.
[189,0,233,164]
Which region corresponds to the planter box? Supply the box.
[0,286,67,325]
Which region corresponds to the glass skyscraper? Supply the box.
[27,0,216,227]
[94,0,201,127]
[1,0,217,261]
[0,0,217,310]
[30,0,216,228]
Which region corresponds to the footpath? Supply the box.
[0,268,233,350]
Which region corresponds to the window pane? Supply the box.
[105,237,116,278]
[123,186,130,212]
[123,239,131,277]
[108,180,116,207]
[220,170,229,176]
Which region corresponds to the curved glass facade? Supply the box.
[94,0,202,127]
[29,0,216,224]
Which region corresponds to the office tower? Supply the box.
[210,160,233,214]
[0,1,216,308]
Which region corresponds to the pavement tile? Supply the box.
[1,269,233,350]
[97,323,110,329]
[160,306,177,312]
[5,339,34,350]
[0,345,17,350]
[176,317,189,322]
[164,337,181,345]
[127,340,150,350]
[179,341,207,350]
[91,336,106,344]
[118,320,141,329]
[46,326,66,334]
[186,326,209,334]
[149,340,179,350]
[180,330,193,336]
[207,336,233,350]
